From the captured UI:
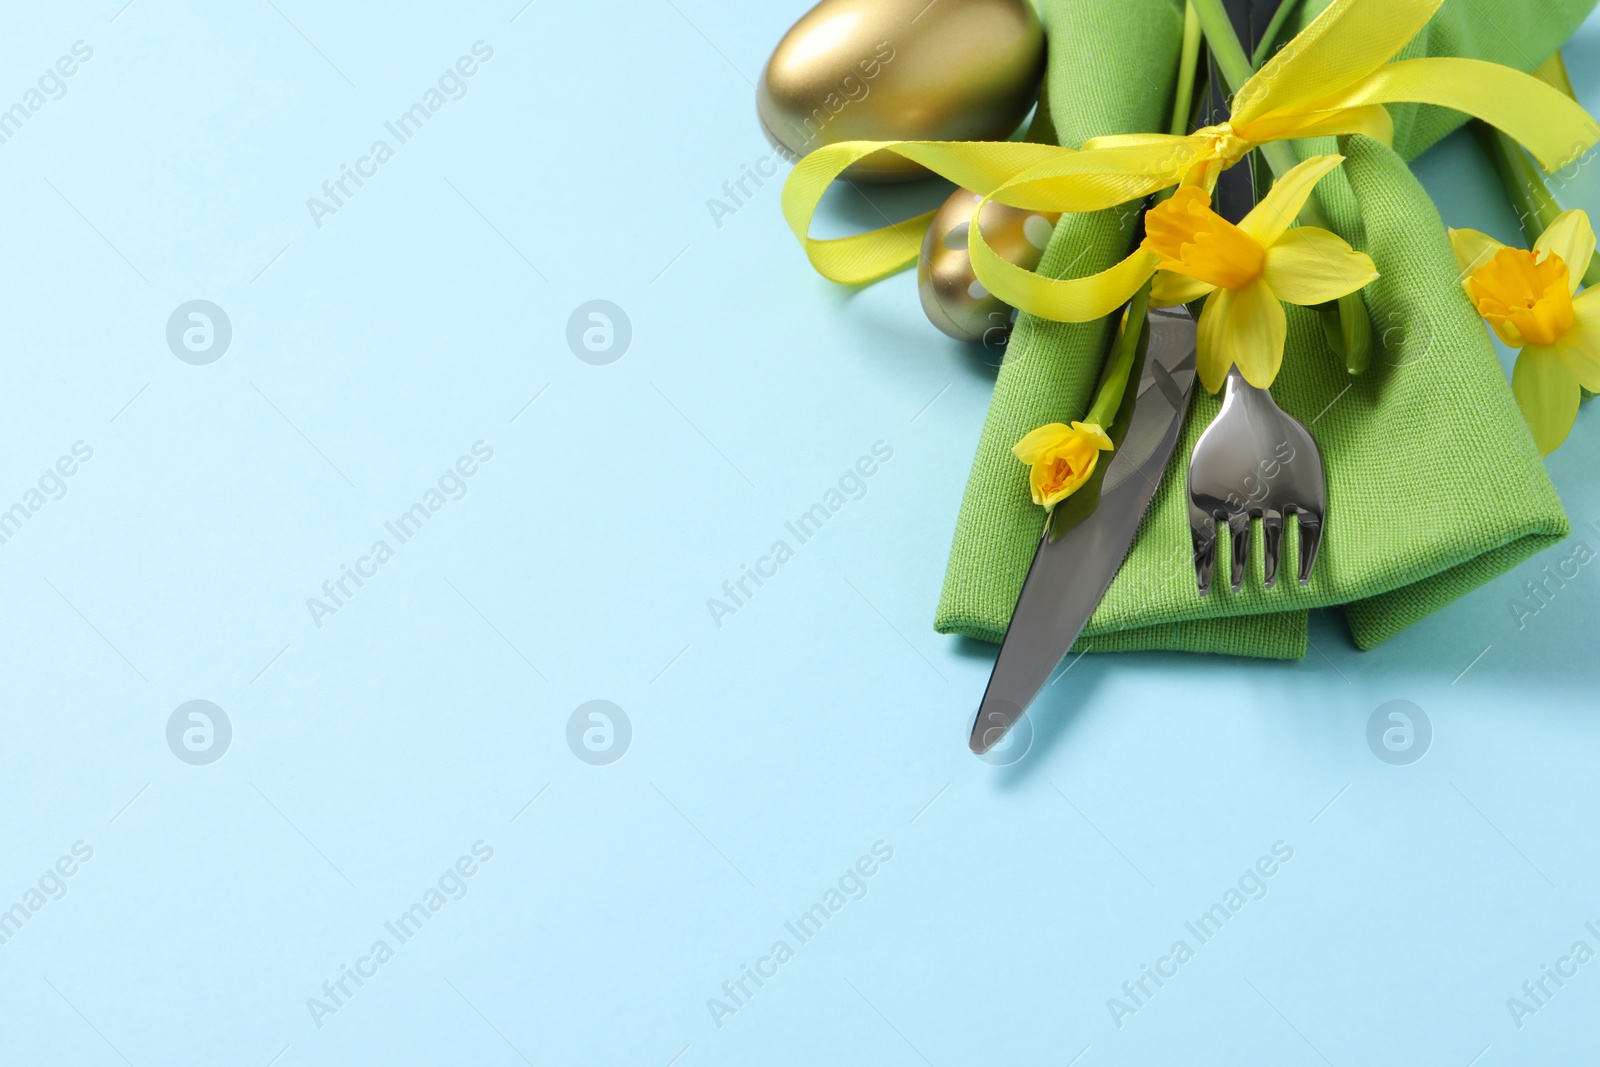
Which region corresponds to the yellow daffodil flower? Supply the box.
[1013,421,1114,508]
[1144,154,1379,394]
[1450,209,1600,455]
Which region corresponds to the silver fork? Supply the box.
[1185,0,1327,595]
[1187,367,1326,594]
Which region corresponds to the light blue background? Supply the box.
[2,1,1599,1064]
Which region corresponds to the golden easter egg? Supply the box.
[757,0,1046,182]
[918,187,1058,343]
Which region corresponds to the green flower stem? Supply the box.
[1474,122,1556,247]
[1473,73,1600,289]
[1086,281,1153,428]
[1191,0,1252,103]
[1540,50,1578,97]
[1190,0,1371,374]
[1188,0,1320,220]
[1171,0,1203,143]
[1042,4,1197,536]
[1079,0,1199,434]
[1251,0,1302,67]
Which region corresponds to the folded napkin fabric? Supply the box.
[935,0,1595,658]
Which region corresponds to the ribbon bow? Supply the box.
[781,0,1600,324]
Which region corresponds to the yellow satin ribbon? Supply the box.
[780,0,1600,324]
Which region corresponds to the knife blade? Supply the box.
[968,307,1197,754]
[967,7,1269,756]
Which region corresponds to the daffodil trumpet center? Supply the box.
[1468,247,1575,347]
[1142,187,1266,291]
[1038,451,1091,502]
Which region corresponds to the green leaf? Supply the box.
[1318,293,1372,375]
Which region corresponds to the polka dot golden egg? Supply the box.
[918,187,1058,343]
[757,0,1046,182]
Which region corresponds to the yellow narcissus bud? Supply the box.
[1012,421,1114,508]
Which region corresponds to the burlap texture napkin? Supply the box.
[935,0,1595,658]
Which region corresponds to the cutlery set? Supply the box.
[970,0,1327,755]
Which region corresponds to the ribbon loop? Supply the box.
[781,0,1600,324]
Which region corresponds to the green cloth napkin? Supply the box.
[935,0,1595,658]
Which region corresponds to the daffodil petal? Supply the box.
[1512,345,1580,455]
[1449,227,1507,281]
[1226,279,1289,389]
[1071,421,1114,450]
[1195,288,1235,395]
[1012,423,1073,463]
[1536,209,1596,294]
[1556,285,1600,390]
[1016,423,1108,507]
[1031,465,1054,506]
[1488,317,1527,348]
[1261,227,1380,305]
[1151,270,1216,306]
[1238,155,1345,247]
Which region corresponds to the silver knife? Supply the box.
[968,306,1197,754]
[967,17,1265,755]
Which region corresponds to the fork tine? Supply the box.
[1228,512,1250,593]
[1189,500,1217,595]
[1296,511,1324,585]
[1261,512,1284,589]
